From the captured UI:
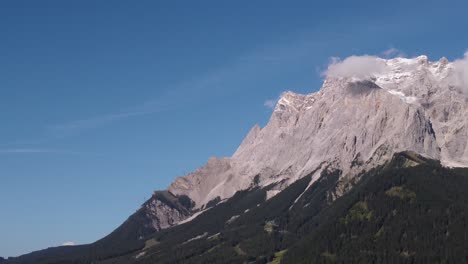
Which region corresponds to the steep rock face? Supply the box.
[111,190,194,241]
[374,56,468,166]
[144,198,187,231]
[164,55,468,225]
[169,157,234,209]
[233,79,440,183]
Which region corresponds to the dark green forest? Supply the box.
[6,152,468,264]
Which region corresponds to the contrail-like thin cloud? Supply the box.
[0,148,102,156]
[45,35,325,138]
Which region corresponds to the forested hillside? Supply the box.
[6,152,468,264]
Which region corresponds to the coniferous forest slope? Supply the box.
[6,152,468,264]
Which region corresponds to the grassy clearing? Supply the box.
[386,186,416,200]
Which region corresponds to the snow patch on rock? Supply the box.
[183,232,208,244]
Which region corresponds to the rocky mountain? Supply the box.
[120,152,468,264]
[6,55,468,263]
[166,54,468,223]
[9,152,468,263]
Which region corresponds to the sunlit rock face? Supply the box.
[144,199,187,231]
[160,55,468,227]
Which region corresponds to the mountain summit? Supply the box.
[168,54,468,210]
[6,55,468,263]
[126,55,468,239]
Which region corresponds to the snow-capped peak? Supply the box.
[374,55,455,99]
[158,54,468,228]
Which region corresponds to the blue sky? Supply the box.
[1,0,467,257]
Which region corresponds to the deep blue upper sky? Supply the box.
[1,0,467,257]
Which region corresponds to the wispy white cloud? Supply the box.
[0,139,44,148]
[263,99,276,109]
[62,241,75,246]
[0,148,101,156]
[47,109,164,138]
[323,55,389,79]
[381,47,406,58]
[323,47,409,79]
[453,51,468,95]
[0,148,58,154]
[323,50,468,98]
[45,86,195,138]
[45,36,323,138]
